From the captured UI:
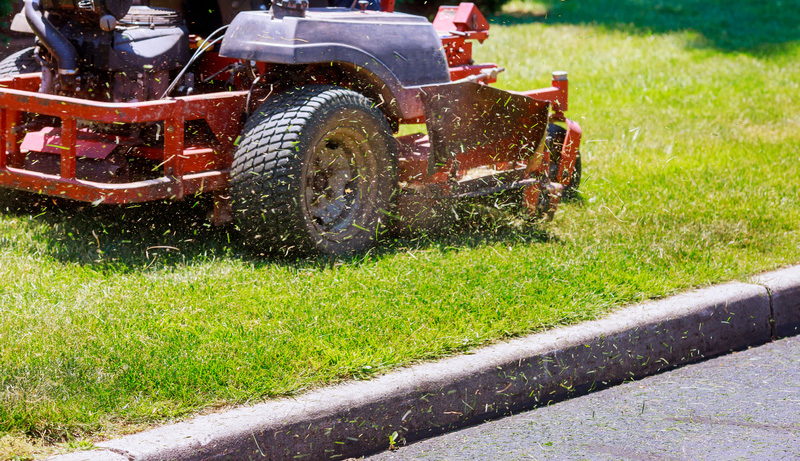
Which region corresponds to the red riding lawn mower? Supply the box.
[0,0,581,255]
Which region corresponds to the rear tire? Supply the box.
[230,85,397,256]
[546,124,581,198]
[0,47,39,78]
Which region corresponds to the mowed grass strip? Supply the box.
[3,0,800,457]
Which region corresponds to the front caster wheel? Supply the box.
[546,123,581,199]
[230,85,397,256]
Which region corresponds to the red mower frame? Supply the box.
[0,2,581,228]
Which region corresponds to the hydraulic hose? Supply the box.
[160,25,229,99]
[24,0,79,76]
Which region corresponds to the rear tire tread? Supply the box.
[230,85,395,255]
[0,47,39,78]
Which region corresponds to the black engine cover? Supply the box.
[110,25,189,72]
[68,6,190,73]
[39,6,190,101]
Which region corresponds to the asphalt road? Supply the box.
[370,335,800,461]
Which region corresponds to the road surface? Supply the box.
[371,335,800,460]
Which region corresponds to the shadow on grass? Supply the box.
[0,190,559,272]
[0,192,237,269]
[495,0,800,55]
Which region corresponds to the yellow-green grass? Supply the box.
[3,0,800,458]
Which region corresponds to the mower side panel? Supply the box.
[421,82,550,175]
[220,9,450,118]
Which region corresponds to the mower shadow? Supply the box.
[494,0,800,55]
[0,191,558,272]
[0,192,237,270]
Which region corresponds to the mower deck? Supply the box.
[0,70,581,224]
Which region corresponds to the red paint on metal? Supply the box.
[435,3,494,82]
[0,73,40,92]
[0,106,6,170]
[0,91,176,124]
[4,109,22,168]
[433,3,489,37]
[21,127,119,159]
[59,118,77,180]
[396,133,430,182]
[449,63,498,82]
[523,185,540,213]
[397,136,529,187]
[0,74,246,205]
[380,0,395,12]
[181,148,224,174]
[0,167,228,203]
[182,91,247,154]
[441,36,473,67]
[515,74,569,111]
[164,98,186,199]
[194,52,239,84]
[556,118,582,186]
[516,76,580,188]
[552,76,568,112]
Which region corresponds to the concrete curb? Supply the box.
[754,266,800,338]
[50,267,800,461]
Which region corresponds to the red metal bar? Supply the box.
[380,0,395,12]
[552,73,568,112]
[0,86,176,124]
[515,72,569,112]
[556,118,582,185]
[164,99,186,199]
[0,167,228,204]
[0,107,5,170]
[182,91,247,153]
[0,74,41,92]
[449,63,498,82]
[181,91,248,121]
[60,117,77,179]
[0,76,249,205]
[3,109,20,168]
[127,145,222,174]
[0,83,245,138]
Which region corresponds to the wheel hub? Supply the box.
[305,131,362,230]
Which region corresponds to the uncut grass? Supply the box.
[3,0,800,457]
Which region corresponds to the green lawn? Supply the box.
[3,0,800,458]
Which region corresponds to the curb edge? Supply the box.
[51,271,797,460]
